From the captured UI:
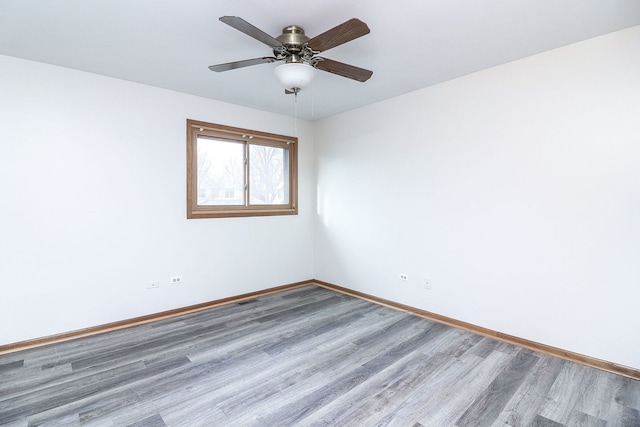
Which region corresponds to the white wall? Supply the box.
[314,26,640,369]
[0,55,315,346]
[2,26,639,371]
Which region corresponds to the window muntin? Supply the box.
[187,120,297,218]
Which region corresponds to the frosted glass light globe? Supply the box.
[274,63,316,91]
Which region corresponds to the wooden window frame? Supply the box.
[187,119,298,219]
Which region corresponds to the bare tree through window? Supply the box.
[250,145,288,205]
[196,137,244,206]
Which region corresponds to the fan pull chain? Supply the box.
[311,81,315,120]
[294,90,298,137]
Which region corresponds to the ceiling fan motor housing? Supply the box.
[276,25,310,58]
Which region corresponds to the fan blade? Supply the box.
[315,58,373,82]
[307,18,370,53]
[219,16,283,48]
[209,57,278,72]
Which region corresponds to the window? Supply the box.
[187,120,298,218]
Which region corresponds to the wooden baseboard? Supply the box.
[0,280,313,356]
[313,280,640,381]
[3,278,638,381]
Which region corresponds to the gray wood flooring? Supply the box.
[1,285,639,426]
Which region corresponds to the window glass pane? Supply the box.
[249,144,289,205]
[196,137,245,206]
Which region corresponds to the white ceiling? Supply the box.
[1,0,639,121]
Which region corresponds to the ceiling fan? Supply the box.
[209,16,373,93]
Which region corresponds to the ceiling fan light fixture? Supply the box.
[274,63,316,92]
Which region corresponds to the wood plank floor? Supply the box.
[1,285,639,426]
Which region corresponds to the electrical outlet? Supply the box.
[170,276,183,284]
[147,281,159,289]
[423,278,432,290]
[399,273,409,281]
